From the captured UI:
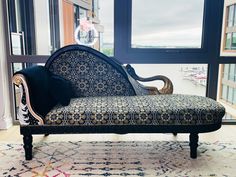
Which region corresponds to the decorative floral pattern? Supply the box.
[45,94,225,126]
[47,50,137,97]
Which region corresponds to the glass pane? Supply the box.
[99,0,114,56]
[11,33,24,55]
[132,0,204,48]
[131,64,207,96]
[225,33,232,50]
[13,63,24,72]
[228,5,234,27]
[233,88,236,104]
[234,5,236,26]
[232,33,236,49]
[229,64,235,81]
[12,63,25,121]
[222,85,228,100]
[228,87,233,103]
[8,0,114,56]
[223,64,229,79]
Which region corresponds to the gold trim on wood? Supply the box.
[12,74,44,125]
[145,75,173,95]
[157,75,174,94]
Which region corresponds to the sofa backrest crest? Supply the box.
[45,45,137,97]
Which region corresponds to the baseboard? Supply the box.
[0,115,13,129]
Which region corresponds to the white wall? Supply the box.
[0,0,13,129]
[34,0,51,55]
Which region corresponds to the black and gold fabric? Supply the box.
[45,94,225,126]
[46,50,139,97]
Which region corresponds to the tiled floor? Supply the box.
[0,125,235,143]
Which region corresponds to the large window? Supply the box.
[132,0,204,48]
[8,0,114,56]
[3,0,232,123]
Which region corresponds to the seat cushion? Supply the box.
[45,94,225,126]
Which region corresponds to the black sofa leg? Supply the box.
[44,134,49,137]
[23,134,33,160]
[189,133,198,159]
[173,133,177,136]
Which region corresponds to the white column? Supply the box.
[0,0,13,129]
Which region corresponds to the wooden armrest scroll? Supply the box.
[12,74,44,125]
[125,64,173,94]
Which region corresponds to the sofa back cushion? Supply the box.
[45,45,136,97]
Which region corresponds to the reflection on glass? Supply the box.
[131,64,207,96]
[80,8,87,19]
[228,5,234,27]
[11,33,24,55]
[132,0,204,48]
[225,33,232,49]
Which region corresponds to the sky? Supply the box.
[99,0,204,48]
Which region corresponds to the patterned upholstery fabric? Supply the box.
[45,94,225,126]
[46,50,138,97]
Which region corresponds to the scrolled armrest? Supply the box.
[125,64,173,94]
[12,74,44,125]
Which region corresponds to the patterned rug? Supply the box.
[0,141,236,177]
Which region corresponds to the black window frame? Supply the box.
[114,0,223,64]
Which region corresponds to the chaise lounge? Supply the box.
[12,45,225,160]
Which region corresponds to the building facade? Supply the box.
[62,0,103,50]
[219,0,236,120]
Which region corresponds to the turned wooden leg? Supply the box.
[189,133,198,159]
[23,134,33,160]
[173,133,177,136]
